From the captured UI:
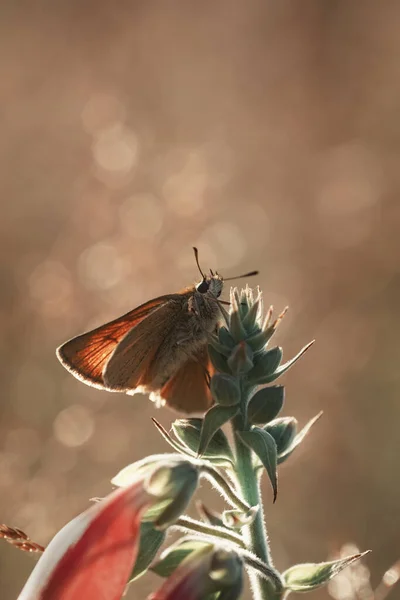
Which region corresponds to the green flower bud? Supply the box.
[151,539,243,600]
[222,506,259,529]
[265,417,298,455]
[247,346,282,384]
[151,542,244,600]
[209,548,244,591]
[144,461,199,530]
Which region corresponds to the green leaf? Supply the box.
[172,419,235,464]
[257,341,314,385]
[237,428,278,502]
[151,419,197,457]
[278,412,322,464]
[198,405,240,457]
[151,540,213,577]
[209,334,232,357]
[218,326,235,349]
[229,295,248,342]
[129,522,166,581]
[283,551,370,592]
[227,342,254,375]
[210,374,241,407]
[241,296,262,331]
[246,328,273,354]
[247,347,282,384]
[248,386,285,425]
[265,417,297,455]
[208,345,232,375]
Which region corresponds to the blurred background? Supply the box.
[1,1,400,598]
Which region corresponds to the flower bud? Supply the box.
[265,417,297,455]
[145,461,199,530]
[149,542,243,600]
[247,347,282,384]
[222,506,259,529]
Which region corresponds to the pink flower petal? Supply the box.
[19,482,150,600]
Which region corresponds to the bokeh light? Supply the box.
[1,2,400,599]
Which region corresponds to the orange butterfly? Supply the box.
[57,249,257,413]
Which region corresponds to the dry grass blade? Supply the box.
[0,524,44,554]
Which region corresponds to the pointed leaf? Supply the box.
[278,412,322,464]
[210,374,241,407]
[208,345,232,375]
[172,419,235,464]
[209,334,232,357]
[248,386,285,425]
[257,341,314,385]
[198,405,239,457]
[151,418,197,457]
[283,552,370,592]
[265,417,297,455]
[229,293,247,342]
[246,307,283,353]
[218,326,235,349]
[227,342,254,375]
[247,347,282,384]
[129,522,166,581]
[237,428,278,502]
[242,296,262,331]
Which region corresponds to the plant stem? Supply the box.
[200,464,251,512]
[174,516,246,549]
[233,414,281,600]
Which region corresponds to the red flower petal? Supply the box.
[40,484,149,600]
[18,481,150,600]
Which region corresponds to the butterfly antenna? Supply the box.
[193,247,206,279]
[224,270,259,281]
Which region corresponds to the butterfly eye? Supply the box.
[196,279,210,294]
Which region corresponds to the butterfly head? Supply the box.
[196,272,224,298]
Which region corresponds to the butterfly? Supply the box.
[56,248,257,413]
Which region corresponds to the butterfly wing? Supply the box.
[158,345,214,413]
[56,295,178,390]
[102,297,186,391]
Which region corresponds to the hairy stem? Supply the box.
[232,410,282,600]
[174,516,246,549]
[200,464,251,512]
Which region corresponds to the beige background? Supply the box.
[1,1,400,598]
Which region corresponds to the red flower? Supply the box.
[18,480,150,600]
